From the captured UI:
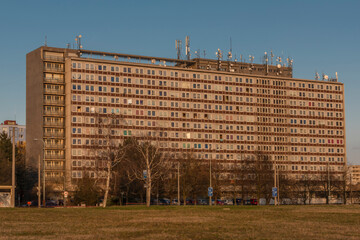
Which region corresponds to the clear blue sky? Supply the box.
[0,0,359,164]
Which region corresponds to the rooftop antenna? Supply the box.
[75,34,83,50]
[264,51,269,64]
[227,37,233,61]
[270,50,274,65]
[249,55,254,64]
[175,40,182,59]
[215,48,223,70]
[203,50,206,59]
[315,71,320,80]
[66,43,71,49]
[289,57,293,67]
[322,73,329,81]
[264,51,269,74]
[195,49,201,58]
[185,36,190,60]
[44,35,47,47]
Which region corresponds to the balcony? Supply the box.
[44,88,64,95]
[44,56,64,62]
[45,176,64,183]
[45,143,64,149]
[44,110,64,116]
[45,154,65,159]
[44,77,64,84]
[44,132,64,138]
[44,99,65,106]
[44,67,64,73]
[45,165,65,171]
[44,121,64,127]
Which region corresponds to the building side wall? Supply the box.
[26,48,44,169]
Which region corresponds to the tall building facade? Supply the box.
[26,46,346,192]
[0,120,26,144]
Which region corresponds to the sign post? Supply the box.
[208,187,213,206]
[272,187,278,205]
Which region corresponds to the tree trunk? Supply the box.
[103,161,112,208]
[146,178,151,207]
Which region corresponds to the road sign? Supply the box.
[208,187,213,197]
[272,187,278,197]
[143,170,147,179]
[64,191,68,198]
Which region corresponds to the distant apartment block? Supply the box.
[350,165,360,186]
[0,120,26,144]
[26,46,346,192]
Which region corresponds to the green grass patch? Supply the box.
[0,205,359,239]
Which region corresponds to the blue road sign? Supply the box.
[208,187,213,197]
[272,187,278,197]
[143,170,147,179]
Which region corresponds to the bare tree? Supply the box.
[91,113,127,208]
[318,164,340,204]
[251,152,274,203]
[292,173,318,205]
[176,153,207,205]
[125,136,170,207]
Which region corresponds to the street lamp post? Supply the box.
[34,138,45,206]
[11,127,16,208]
[209,154,212,206]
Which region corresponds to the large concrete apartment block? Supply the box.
[26,46,346,193]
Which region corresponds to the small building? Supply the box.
[350,165,360,186]
[0,120,26,145]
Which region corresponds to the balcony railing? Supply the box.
[44,99,65,105]
[45,143,64,149]
[44,121,64,127]
[44,176,64,183]
[44,77,64,84]
[44,56,64,62]
[44,67,64,72]
[44,132,64,137]
[45,165,65,171]
[44,110,64,116]
[45,154,65,159]
[44,88,64,95]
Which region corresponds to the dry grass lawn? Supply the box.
[0,205,359,239]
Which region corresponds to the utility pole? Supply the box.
[11,127,16,208]
[274,163,277,206]
[209,156,212,206]
[177,161,180,206]
[327,162,331,204]
[38,155,41,208]
[277,165,280,205]
[350,171,353,205]
[34,138,46,206]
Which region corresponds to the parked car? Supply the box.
[243,199,258,205]
[216,199,224,205]
[197,199,209,205]
[171,199,179,205]
[158,198,170,205]
[224,199,234,205]
[45,200,58,207]
[235,198,242,205]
